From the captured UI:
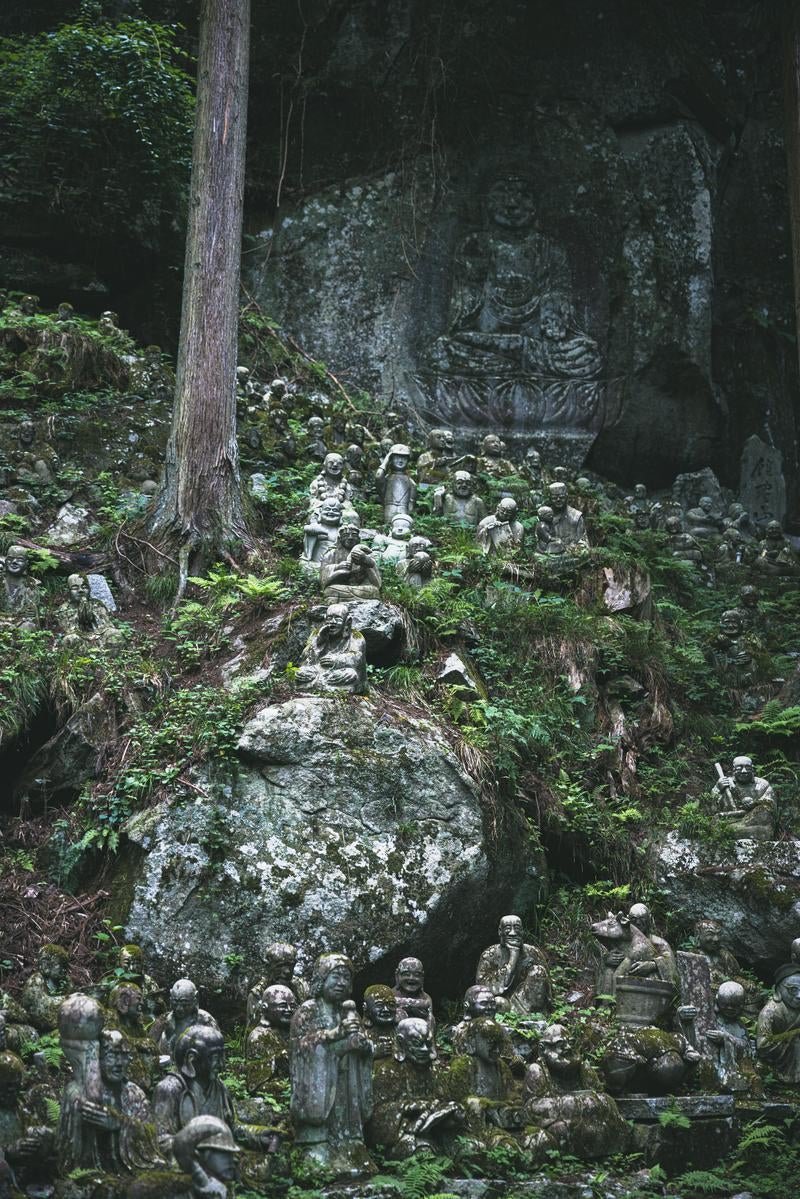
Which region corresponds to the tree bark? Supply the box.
[146,0,250,564]
[784,0,800,377]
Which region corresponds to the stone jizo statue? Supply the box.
[547,482,588,549]
[295,603,368,695]
[290,952,374,1172]
[247,942,307,1026]
[362,985,399,1060]
[665,514,703,564]
[685,495,722,538]
[246,984,296,1087]
[1,546,40,630]
[712,756,776,840]
[320,525,381,601]
[173,1115,240,1199]
[417,428,457,485]
[476,915,551,1014]
[157,979,219,1061]
[476,498,524,557]
[302,498,344,567]
[309,453,359,524]
[379,513,419,565]
[433,471,487,527]
[395,538,434,588]
[755,520,800,576]
[56,574,122,648]
[478,434,518,481]
[707,982,756,1093]
[20,944,70,1032]
[756,965,800,1083]
[393,958,434,1037]
[376,444,416,524]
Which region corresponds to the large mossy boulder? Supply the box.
[122,697,530,989]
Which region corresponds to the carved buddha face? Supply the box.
[262,984,297,1028]
[307,417,324,436]
[339,525,361,552]
[396,958,424,996]
[322,964,352,1004]
[548,483,568,514]
[39,947,68,989]
[540,1025,574,1075]
[264,943,297,984]
[391,453,409,472]
[100,1030,131,1085]
[391,516,413,541]
[498,915,523,950]
[715,982,745,1021]
[67,574,88,605]
[464,985,496,1019]
[496,499,517,525]
[486,176,535,230]
[324,453,344,479]
[696,921,722,954]
[5,546,28,577]
[397,1018,434,1066]
[732,757,754,785]
[364,988,397,1027]
[482,434,503,458]
[777,973,800,1011]
[19,422,35,447]
[319,499,343,527]
[170,980,199,1021]
[453,471,473,499]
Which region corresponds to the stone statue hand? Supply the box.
[677,1005,697,1022]
[79,1099,119,1130]
[626,960,657,977]
[705,1029,725,1045]
[716,775,734,792]
[604,950,624,967]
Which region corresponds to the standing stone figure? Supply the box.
[56,574,122,648]
[476,498,524,556]
[290,953,374,1172]
[376,444,416,524]
[302,498,344,567]
[707,982,757,1093]
[476,915,551,1014]
[295,603,368,695]
[756,965,800,1083]
[547,482,588,549]
[393,958,435,1038]
[0,546,40,629]
[157,979,219,1061]
[712,756,776,840]
[173,1115,240,1199]
[433,471,487,526]
[417,428,457,485]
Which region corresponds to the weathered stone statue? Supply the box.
[362,986,399,1060]
[535,505,554,553]
[599,1023,701,1096]
[154,1023,280,1160]
[320,526,381,600]
[685,495,722,538]
[693,921,758,1017]
[712,609,759,680]
[393,958,435,1036]
[523,1024,627,1160]
[302,498,344,567]
[157,979,219,1061]
[289,952,374,1172]
[114,942,163,1018]
[547,482,588,549]
[305,416,328,462]
[378,513,418,565]
[707,982,758,1093]
[376,444,416,524]
[712,756,776,840]
[295,603,368,695]
[665,514,703,564]
[0,1047,55,1187]
[247,942,307,1026]
[756,965,800,1083]
[368,1018,463,1159]
[476,915,551,1015]
[106,983,159,1089]
[20,944,70,1032]
[245,984,296,1088]
[450,1013,514,1101]
[56,574,123,648]
[309,453,359,525]
[737,583,760,629]
[433,471,487,526]
[755,520,800,576]
[0,546,40,630]
[627,904,677,981]
[476,498,524,556]
[417,428,457,485]
[173,1114,241,1199]
[395,538,434,588]
[478,434,518,481]
[591,911,679,1023]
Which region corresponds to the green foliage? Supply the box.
[21,1030,64,1068]
[658,1101,692,1130]
[373,1153,454,1199]
[0,3,193,243]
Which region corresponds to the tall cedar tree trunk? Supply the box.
[147,0,250,566]
[784,1,800,376]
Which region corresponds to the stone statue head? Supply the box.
[429,428,454,452]
[526,448,542,469]
[463,985,496,1020]
[118,943,145,975]
[57,302,74,320]
[739,585,758,609]
[99,1028,132,1086]
[5,545,29,578]
[696,919,723,954]
[486,175,535,230]
[548,482,568,513]
[537,505,554,525]
[364,985,397,1027]
[552,466,569,483]
[395,957,424,996]
[481,434,505,457]
[634,484,647,500]
[575,476,591,490]
[453,470,474,498]
[498,915,523,949]
[728,502,744,519]
[38,944,68,987]
[539,1023,575,1075]
[175,1024,225,1084]
[390,513,414,540]
[346,443,363,467]
[628,903,652,933]
[665,515,682,534]
[338,524,361,552]
[174,1115,241,1188]
[321,603,352,643]
[470,1016,505,1063]
[0,1050,24,1107]
[720,609,744,637]
[170,978,200,1021]
[774,966,800,1010]
[496,498,518,524]
[19,295,38,315]
[310,953,353,1003]
[714,981,745,1021]
[791,937,800,964]
[698,496,714,513]
[261,984,297,1028]
[18,420,35,447]
[633,509,650,530]
[263,942,297,985]
[67,574,88,605]
[323,452,344,479]
[108,983,143,1021]
[318,498,343,527]
[395,1017,434,1066]
[406,536,431,560]
[389,444,411,470]
[732,756,755,784]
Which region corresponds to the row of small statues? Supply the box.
[0,547,121,646]
[3,910,799,1190]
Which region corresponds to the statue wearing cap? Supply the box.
[173,1114,240,1198]
[376,445,416,525]
[756,964,800,1083]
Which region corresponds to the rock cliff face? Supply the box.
[124,696,530,990]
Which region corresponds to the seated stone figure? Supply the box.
[56,574,123,648]
[450,1012,516,1102]
[154,1024,279,1162]
[694,920,743,990]
[476,498,524,557]
[535,506,554,553]
[20,944,70,1032]
[591,911,679,1018]
[522,1024,627,1160]
[547,482,588,550]
[755,520,800,577]
[756,964,800,1083]
[685,495,723,538]
[309,452,360,525]
[156,978,219,1061]
[0,546,40,630]
[378,513,420,565]
[433,471,487,527]
[598,1023,701,1097]
[478,434,518,482]
[302,498,344,567]
[320,525,381,600]
[245,984,296,1089]
[707,982,759,1094]
[395,537,435,588]
[712,608,760,680]
[362,985,399,1060]
[712,755,776,840]
[476,915,551,1015]
[0,1045,56,1188]
[368,1018,464,1159]
[173,1114,241,1199]
[665,514,704,564]
[393,958,435,1038]
[295,603,368,695]
[247,942,307,1027]
[417,428,457,485]
[112,942,164,1018]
